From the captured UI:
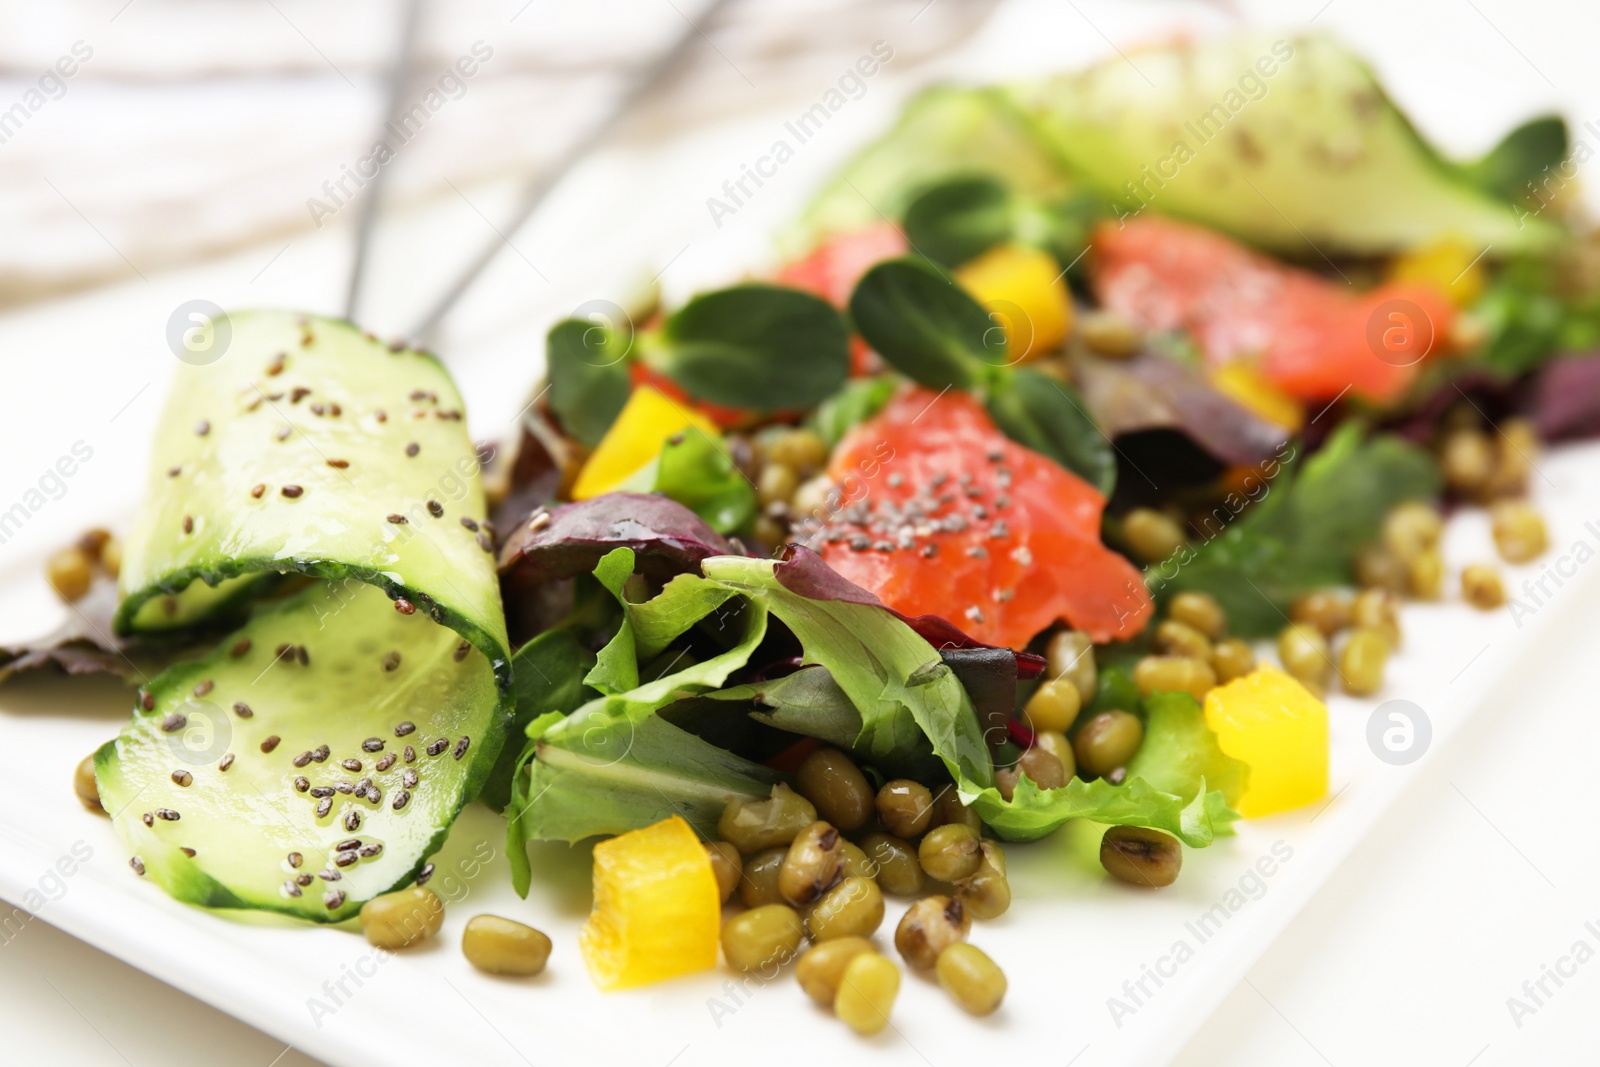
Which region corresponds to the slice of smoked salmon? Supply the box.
[811,386,1151,648]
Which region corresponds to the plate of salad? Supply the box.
[4,29,1600,1067]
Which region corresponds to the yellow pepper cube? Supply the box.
[572,385,721,501]
[1203,665,1327,818]
[1388,235,1484,308]
[1210,363,1305,432]
[955,243,1072,363]
[580,815,720,990]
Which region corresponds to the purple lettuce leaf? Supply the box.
[1074,351,1290,467]
[1533,352,1600,441]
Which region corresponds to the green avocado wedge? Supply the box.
[1010,33,1564,256]
[97,311,512,923]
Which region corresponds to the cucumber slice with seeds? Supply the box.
[97,311,511,923]
[96,582,502,921]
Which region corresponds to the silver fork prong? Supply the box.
[405,0,741,345]
[344,0,427,322]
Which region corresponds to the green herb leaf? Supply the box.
[902,175,1017,268]
[848,257,1003,390]
[1153,424,1440,635]
[902,176,1100,271]
[1463,115,1569,203]
[546,318,632,447]
[984,368,1115,494]
[649,283,850,412]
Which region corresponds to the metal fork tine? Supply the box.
[344,0,427,321]
[405,0,741,345]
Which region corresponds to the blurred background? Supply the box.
[1,1,1596,1064]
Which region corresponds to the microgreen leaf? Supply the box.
[649,283,850,412]
[546,318,632,447]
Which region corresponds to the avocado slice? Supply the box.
[781,85,1075,256]
[97,311,511,923]
[1009,33,1564,256]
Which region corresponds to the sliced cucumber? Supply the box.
[98,311,511,923]
[1012,34,1562,255]
[96,582,503,922]
[114,310,506,658]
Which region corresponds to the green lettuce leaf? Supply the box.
[712,665,944,781]
[506,548,776,894]
[699,555,1239,846]
[509,547,1244,891]
[617,427,756,535]
[481,628,596,812]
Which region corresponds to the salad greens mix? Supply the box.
[15,32,1599,947]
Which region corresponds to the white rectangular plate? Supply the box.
[3,5,1597,1062]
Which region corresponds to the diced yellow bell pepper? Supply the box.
[1203,665,1327,819]
[1388,236,1484,308]
[1210,362,1305,432]
[955,243,1072,363]
[572,385,720,500]
[580,815,720,990]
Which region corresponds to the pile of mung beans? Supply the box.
[712,750,1016,1032]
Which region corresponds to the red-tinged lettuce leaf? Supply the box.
[497,493,742,643]
[1533,353,1600,441]
[498,493,736,582]
[1075,350,1291,468]
[488,410,566,544]
[771,543,1045,678]
[1378,366,1524,449]
[0,575,199,684]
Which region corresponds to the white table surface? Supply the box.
[2,0,1597,1064]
